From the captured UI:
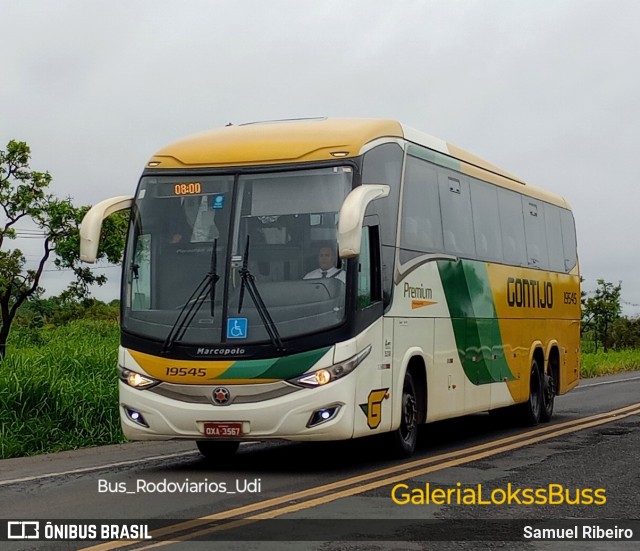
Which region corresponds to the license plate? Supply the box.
[203,422,243,437]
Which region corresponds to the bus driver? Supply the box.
[303,246,346,283]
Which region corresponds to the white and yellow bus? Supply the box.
[81,118,580,459]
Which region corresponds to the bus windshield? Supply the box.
[122,166,353,347]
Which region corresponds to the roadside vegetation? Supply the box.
[0,300,123,459]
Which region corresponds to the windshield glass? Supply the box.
[122,166,352,346]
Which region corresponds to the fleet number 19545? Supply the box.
[165,367,207,377]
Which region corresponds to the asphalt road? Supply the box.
[1,371,639,551]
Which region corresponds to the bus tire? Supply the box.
[520,359,542,426]
[196,440,239,462]
[540,368,555,423]
[389,371,419,458]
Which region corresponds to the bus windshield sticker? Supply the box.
[227,318,248,339]
[212,195,225,209]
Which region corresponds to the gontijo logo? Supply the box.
[506,277,553,309]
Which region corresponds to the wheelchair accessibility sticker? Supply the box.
[227,318,248,339]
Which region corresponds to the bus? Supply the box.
[80,118,580,459]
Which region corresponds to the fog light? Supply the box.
[124,407,149,428]
[307,405,341,427]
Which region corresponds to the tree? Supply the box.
[0,140,127,358]
[610,316,640,350]
[582,279,622,352]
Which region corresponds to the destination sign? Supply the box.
[155,181,221,197]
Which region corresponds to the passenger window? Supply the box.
[523,199,549,268]
[560,209,578,272]
[439,172,475,257]
[470,180,503,262]
[498,189,527,265]
[544,204,565,272]
[400,155,443,258]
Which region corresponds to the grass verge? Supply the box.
[580,348,640,378]
[0,320,124,459]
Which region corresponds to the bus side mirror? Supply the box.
[337,184,389,258]
[80,195,134,263]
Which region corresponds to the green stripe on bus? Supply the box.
[438,259,515,385]
[217,346,331,380]
[261,347,332,380]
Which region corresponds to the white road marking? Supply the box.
[0,450,198,486]
[577,375,640,389]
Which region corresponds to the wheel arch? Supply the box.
[392,349,428,430]
[528,342,545,380]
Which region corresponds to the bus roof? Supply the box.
[147,118,570,209]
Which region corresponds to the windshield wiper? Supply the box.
[237,236,285,352]
[162,239,220,353]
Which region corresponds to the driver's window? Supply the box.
[358,228,372,309]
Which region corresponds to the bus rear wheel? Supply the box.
[196,440,239,462]
[540,369,555,422]
[520,359,542,426]
[389,371,419,458]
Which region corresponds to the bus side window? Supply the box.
[544,203,565,272]
[523,199,549,269]
[399,153,443,264]
[470,179,503,262]
[498,189,527,266]
[439,173,475,257]
[560,209,578,272]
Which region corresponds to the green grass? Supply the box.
[0,320,124,459]
[1,321,639,459]
[580,348,640,378]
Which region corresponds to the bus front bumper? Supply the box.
[118,379,356,442]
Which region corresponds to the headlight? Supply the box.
[288,346,371,388]
[119,368,159,390]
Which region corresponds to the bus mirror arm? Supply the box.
[337,184,390,258]
[80,195,134,263]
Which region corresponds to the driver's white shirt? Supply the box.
[303,267,346,283]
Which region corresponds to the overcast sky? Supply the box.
[2,0,639,315]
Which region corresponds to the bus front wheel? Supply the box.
[389,371,419,457]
